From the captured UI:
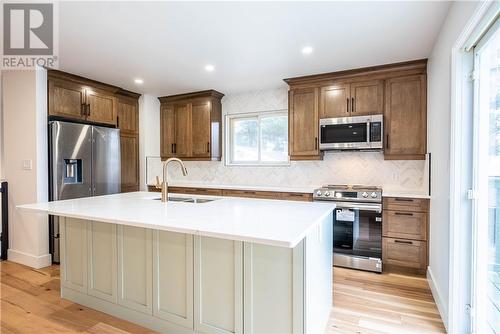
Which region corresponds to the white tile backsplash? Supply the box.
[146,88,428,194]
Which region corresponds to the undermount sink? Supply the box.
[153,196,217,204]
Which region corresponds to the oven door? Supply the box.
[319,117,370,150]
[333,202,382,259]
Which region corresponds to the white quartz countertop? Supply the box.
[382,191,430,199]
[18,192,336,248]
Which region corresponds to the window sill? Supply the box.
[225,162,291,167]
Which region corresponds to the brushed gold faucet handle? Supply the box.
[155,176,163,189]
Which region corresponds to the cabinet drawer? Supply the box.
[383,211,427,240]
[222,189,281,200]
[383,197,429,212]
[280,192,312,202]
[382,237,427,270]
[168,187,222,196]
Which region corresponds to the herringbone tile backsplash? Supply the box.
[146,88,428,193]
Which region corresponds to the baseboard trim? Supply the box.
[427,266,448,331]
[7,249,52,269]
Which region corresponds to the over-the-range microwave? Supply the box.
[319,114,383,150]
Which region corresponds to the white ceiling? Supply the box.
[58,1,451,96]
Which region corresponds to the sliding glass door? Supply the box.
[472,19,499,334]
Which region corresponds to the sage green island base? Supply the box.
[59,215,333,334]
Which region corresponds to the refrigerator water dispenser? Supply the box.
[63,159,82,184]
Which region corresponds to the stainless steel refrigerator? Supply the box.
[48,121,120,263]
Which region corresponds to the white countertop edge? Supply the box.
[18,200,335,248]
[382,191,430,199]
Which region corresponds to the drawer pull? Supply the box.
[243,191,256,194]
[287,193,303,197]
[395,212,414,216]
[394,198,413,202]
[394,240,413,245]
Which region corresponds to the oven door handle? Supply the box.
[334,202,382,212]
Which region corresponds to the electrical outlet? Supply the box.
[22,159,32,170]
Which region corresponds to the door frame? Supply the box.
[448,2,499,333]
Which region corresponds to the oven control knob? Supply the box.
[362,192,369,198]
[324,191,331,197]
[371,192,378,198]
[315,190,322,197]
[335,192,342,198]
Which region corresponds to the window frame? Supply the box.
[225,109,289,166]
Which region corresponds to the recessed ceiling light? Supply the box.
[302,46,313,55]
[134,78,144,85]
[205,64,215,72]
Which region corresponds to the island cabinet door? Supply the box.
[60,217,88,293]
[243,242,304,334]
[194,236,243,334]
[87,221,117,303]
[153,231,194,329]
[117,226,153,314]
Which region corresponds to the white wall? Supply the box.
[426,1,480,329]
[1,69,51,268]
[138,94,160,190]
[145,88,428,194]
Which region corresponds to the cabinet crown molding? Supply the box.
[158,89,224,103]
[48,69,141,98]
[284,59,427,87]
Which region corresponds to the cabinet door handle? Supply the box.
[174,143,177,154]
[81,103,86,116]
[386,134,389,149]
[351,97,355,112]
[207,142,210,153]
[171,143,174,154]
[394,198,413,202]
[395,212,413,216]
[394,239,413,245]
[346,98,349,113]
[315,137,318,150]
[86,104,91,116]
[117,116,119,128]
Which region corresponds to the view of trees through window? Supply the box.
[229,112,288,164]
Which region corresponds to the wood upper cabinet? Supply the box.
[48,70,125,126]
[191,100,211,158]
[48,79,86,120]
[350,80,384,116]
[319,80,383,118]
[160,104,176,159]
[320,84,350,118]
[86,88,117,125]
[117,93,140,193]
[288,87,321,159]
[158,90,223,161]
[384,75,427,160]
[173,103,192,158]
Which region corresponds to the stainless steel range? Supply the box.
[313,185,382,273]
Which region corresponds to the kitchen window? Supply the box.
[225,110,289,165]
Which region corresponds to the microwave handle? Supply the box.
[366,121,371,144]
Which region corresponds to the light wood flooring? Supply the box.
[0,261,445,334]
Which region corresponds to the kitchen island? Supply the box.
[19,191,335,334]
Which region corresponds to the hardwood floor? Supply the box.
[0,261,445,334]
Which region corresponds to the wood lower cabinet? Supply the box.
[159,90,223,161]
[382,197,429,274]
[117,94,140,192]
[383,238,427,270]
[384,75,427,160]
[288,87,321,160]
